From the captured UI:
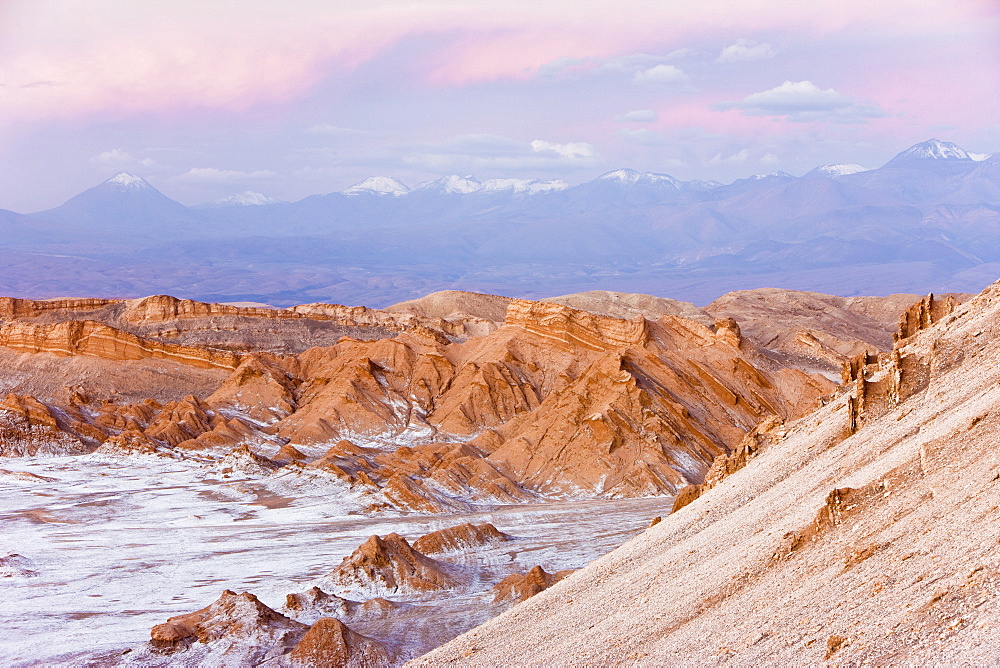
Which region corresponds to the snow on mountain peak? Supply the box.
[105,172,150,190]
[480,178,569,194]
[598,169,680,187]
[814,163,868,177]
[343,176,410,196]
[748,171,793,181]
[210,191,282,207]
[417,175,483,194]
[898,139,971,161]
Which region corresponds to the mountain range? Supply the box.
[1,139,997,306]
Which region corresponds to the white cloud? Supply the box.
[706,149,750,165]
[717,39,776,63]
[538,52,698,82]
[760,152,780,165]
[397,134,601,173]
[530,140,598,160]
[616,109,658,122]
[175,167,277,182]
[714,80,888,123]
[632,64,689,85]
[91,148,155,167]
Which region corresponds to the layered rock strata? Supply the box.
[421,281,1000,665]
[0,292,835,506]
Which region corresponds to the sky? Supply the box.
[0,0,998,212]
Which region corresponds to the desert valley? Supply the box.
[3,2,999,663]
[1,280,989,665]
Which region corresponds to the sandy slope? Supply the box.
[418,281,1000,665]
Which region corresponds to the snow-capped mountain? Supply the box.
[36,171,195,232]
[13,138,1000,308]
[412,175,570,195]
[343,176,410,197]
[206,191,283,207]
[745,170,794,182]
[479,178,569,194]
[415,175,483,195]
[882,139,974,168]
[807,163,868,178]
[597,168,682,188]
[103,172,154,191]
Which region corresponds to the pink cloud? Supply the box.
[0,0,994,124]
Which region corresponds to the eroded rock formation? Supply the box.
[421,280,1000,665]
[324,533,456,596]
[491,565,573,603]
[0,290,843,509]
[288,617,392,667]
[412,523,512,555]
[144,590,306,664]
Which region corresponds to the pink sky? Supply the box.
[0,0,997,210]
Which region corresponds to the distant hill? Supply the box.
[2,140,997,306]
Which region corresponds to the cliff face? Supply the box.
[0,297,119,319]
[0,320,243,370]
[0,291,833,504]
[5,287,960,665]
[503,299,651,351]
[704,288,972,378]
[420,279,1000,665]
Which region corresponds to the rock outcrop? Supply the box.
[137,589,392,667]
[0,319,242,370]
[0,393,89,456]
[0,296,118,320]
[288,617,392,667]
[0,554,38,578]
[420,280,1000,665]
[145,590,306,663]
[504,299,650,351]
[491,565,573,603]
[324,533,456,596]
[412,523,512,555]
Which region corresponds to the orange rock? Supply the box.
[412,523,512,555]
[326,533,456,594]
[207,355,297,423]
[0,320,242,370]
[491,565,573,603]
[149,589,306,652]
[288,617,392,667]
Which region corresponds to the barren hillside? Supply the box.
[420,285,1000,664]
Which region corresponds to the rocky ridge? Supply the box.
[0,286,957,665]
[420,282,1000,664]
[0,291,841,510]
